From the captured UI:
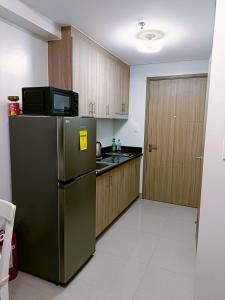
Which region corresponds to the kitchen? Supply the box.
[0,0,224,300]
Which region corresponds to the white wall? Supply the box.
[195,1,225,299]
[96,119,115,147]
[0,19,48,201]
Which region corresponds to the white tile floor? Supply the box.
[9,199,197,300]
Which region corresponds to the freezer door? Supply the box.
[59,171,96,284]
[58,117,96,181]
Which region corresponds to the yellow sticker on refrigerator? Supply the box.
[80,130,88,151]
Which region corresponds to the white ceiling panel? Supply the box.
[21,0,215,65]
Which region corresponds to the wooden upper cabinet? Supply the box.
[48,26,130,118]
[48,27,73,90]
[114,63,130,115]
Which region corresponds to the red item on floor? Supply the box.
[9,230,18,281]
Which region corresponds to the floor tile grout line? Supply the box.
[146,261,197,280]
[130,235,163,300]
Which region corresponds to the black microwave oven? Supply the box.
[22,86,78,116]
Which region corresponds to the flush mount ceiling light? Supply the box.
[136,22,165,53]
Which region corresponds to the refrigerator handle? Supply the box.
[59,170,96,189]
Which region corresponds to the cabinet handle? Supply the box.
[93,102,96,115]
[89,102,92,116]
[122,103,125,113]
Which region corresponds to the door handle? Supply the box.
[195,156,203,160]
[59,171,96,189]
[149,144,157,152]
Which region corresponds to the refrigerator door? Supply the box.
[9,116,60,283]
[58,117,96,181]
[59,170,96,284]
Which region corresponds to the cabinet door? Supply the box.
[96,51,104,118]
[114,63,130,115]
[108,169,118,224]
[96,54,115,119]
[122,64,130,114]
[107,57,116,118]
[117,164,128,214]
[97,52,109,118]
[128,158,140,204]
[134,158,141,198]
[96,175,107,236]
[96,158,141,237]
[89,44,98,118]
[73,36,98,117]
[73,36,89,117]
[96,171,117,236]
[114,63,122,115]
[120,158,141,209]
[61,171,95,283]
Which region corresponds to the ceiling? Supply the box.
[21,0,216,65]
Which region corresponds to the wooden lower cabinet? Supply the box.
[96,157,141,237]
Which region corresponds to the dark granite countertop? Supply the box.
[96,146,142,176]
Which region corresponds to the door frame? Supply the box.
[142,73,208,203]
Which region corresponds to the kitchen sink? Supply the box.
[96,161,113,170]
[105,152,135,157]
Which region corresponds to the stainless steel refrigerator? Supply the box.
[9,116,96,285]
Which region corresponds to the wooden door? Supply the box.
[143,75,207,208]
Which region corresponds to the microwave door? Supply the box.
[53,93,70,115]
[58,117,96,182]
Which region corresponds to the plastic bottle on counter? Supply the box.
[8,96,20,116]
[117,139,122,152]
[112,138,117,153]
